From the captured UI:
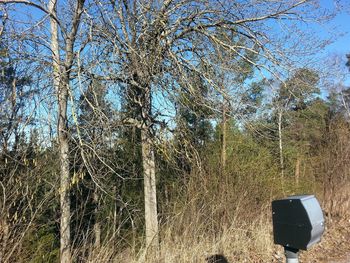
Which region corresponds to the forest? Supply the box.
[0,0,350,262]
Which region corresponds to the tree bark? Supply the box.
[220,101,227,176]
[295,154,301,186]
[93,188,101,248]
[112,185,117,240]
[58,89,71,263]
[278,109,284,181]
[139,84,159,252]
[141,128,159,252]
[48,0,71,262]
[0,218,9,262]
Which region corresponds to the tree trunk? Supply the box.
[112,185,117,240]
[220,101,227,175]
[295,154,301,186]
[48,1,71,262]
[11,78,19,153]
[278,109,285,181]
[58,81,71,263]
[141,127,159,252]
[139,84,159,252]
[93,188,101,248]
[0,218,9,262]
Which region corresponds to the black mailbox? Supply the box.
[272,195,325,250]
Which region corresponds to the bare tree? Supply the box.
[0,0,86,262]
[0,0,336,259]
[87,0,328,251]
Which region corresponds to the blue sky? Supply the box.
[8,1,349,54]
[320,0,350,54]
[7,0,350,90]
[319,0,350,87]
[327,13,350,54]
[3,0,349,137]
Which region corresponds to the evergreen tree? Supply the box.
[72,78,114,248]
[0,27,31,153]
[173,69,214,174]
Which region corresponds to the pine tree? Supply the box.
[0,26,31,153]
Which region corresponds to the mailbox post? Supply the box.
[272,195,325,263]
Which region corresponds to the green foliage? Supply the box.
[239,80,266,117]
[23,227,59,263]
[275,68,320,111]
[173,70,214,173]
[0,27,34,153]
[211,120,279,188]
[285,99,329,151]
[1,1,350,261]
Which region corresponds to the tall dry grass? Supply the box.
[84,208,274,263]
[82,124,350,263]
[83,165,279,263]
[4,120,350,262]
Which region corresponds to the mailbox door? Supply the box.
[272,198,312,250]
[272,195,324,250]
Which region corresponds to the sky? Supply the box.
[7,1,349,55]
[5,0,350,91]
[320,0,350,86]
[320,1,350,55]
[326,13,350,54]
[2,0,350,138]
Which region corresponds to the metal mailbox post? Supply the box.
[272,195,325,263]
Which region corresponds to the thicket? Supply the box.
[1,74,350,262]
[0,1,350,262]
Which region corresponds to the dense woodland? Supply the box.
[0,0,350,262]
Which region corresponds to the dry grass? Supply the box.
[85,216,274,263]
[88,215,350,263]
[82,168,295,263]
[158,217,274,263]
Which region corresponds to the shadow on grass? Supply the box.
[206,254,229,263]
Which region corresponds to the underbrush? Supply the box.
[84,213,274,263]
